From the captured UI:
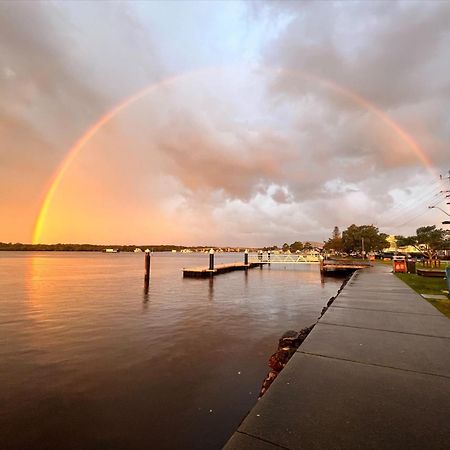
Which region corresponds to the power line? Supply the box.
[381,170,450,231]
[381,182,441,224]
[394,197,446,229]
[382,190,441,227]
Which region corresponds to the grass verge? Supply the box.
[395,272,450,319]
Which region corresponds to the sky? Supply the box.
[1,0,449,246]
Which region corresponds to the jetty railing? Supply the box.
[249,253,321,264]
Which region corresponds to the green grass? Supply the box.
[395,272,448,294]
[425,298,450,318]
[395,272,450,319]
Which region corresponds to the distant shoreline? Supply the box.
[0,243,266,253]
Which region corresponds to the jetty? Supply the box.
[224,264,450,449]
[183,249,265,278]
[320,258,372,274]
[182,252,375,278]
[183,262,262,278]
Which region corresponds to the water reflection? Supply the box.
[143,277,150,303]
[1,252,344,450]
[208,276,214,301]
[25,254,57,324]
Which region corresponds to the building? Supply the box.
[384,235,419,254]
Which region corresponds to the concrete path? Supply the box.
[224,265,450,449]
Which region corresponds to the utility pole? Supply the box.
[445,171,450,206]
[442,171,450,222]
[429,171,450,225]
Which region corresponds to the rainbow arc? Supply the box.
[32,66,438,244]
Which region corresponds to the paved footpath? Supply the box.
[224,265,450,449]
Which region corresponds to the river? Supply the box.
[0,252,343,449]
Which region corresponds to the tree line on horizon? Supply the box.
[0,242,190,252]
[2,224,448,260]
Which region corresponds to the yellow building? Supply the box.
[384,235,419,254]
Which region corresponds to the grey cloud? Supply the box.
[0,1,163,153]
[154,113,288,200]
[262,1,450,108]
[271,187,292,204]
[257,1,450,174]
[242,0,450,239]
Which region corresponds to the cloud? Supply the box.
[245,0,450,238]
[255,1,450,169]
[260,1,450,107]
[0,1,164,241]
[154,114,287,200]
[1,1,448,245]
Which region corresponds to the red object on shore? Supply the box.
[393,259,407,273]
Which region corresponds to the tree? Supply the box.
[342,224,388,254]
[396,226,450,262]
[324,226,343,253]
[290,241,304,252]
[303,241,313,250]
[332,226,341,240]
[282,243,289,252]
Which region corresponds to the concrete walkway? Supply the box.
[224,265,450,449]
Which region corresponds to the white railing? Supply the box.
[249,253,321,264]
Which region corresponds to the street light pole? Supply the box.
[428,205,450,218]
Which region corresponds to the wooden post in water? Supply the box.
[144,249,151,285]
[244,249,249,267]
[209,248,215,271]
[268,250,271,265]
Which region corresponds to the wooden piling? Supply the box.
[144,250,151,284]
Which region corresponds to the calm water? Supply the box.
[0,252,342,449]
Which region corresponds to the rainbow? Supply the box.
[32,66,438,244]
